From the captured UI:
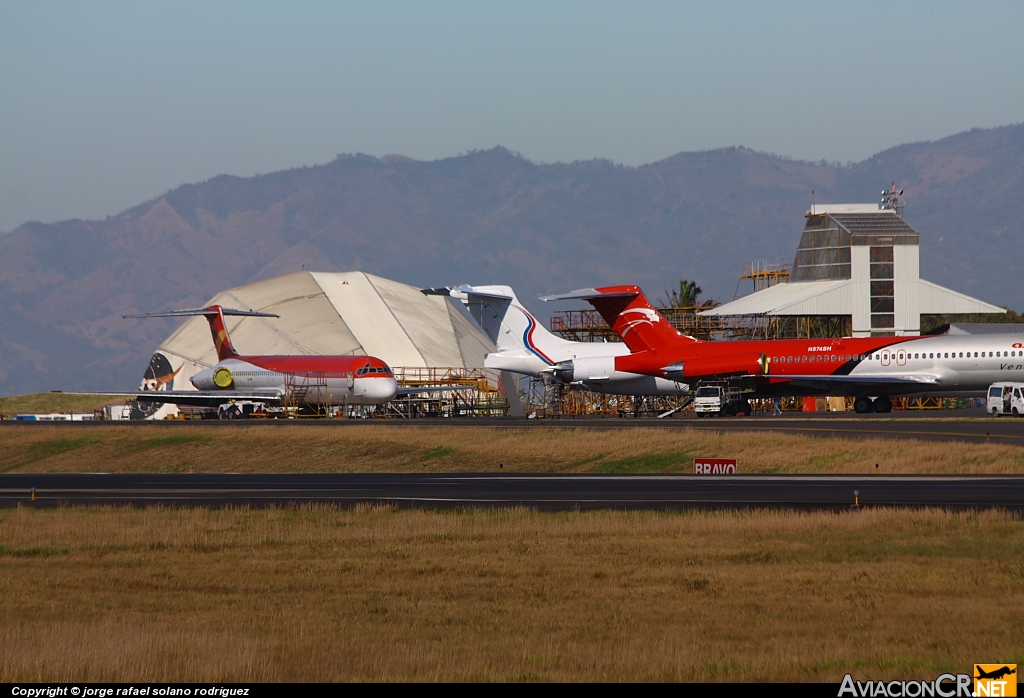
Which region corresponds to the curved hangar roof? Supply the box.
[148,271,495,392]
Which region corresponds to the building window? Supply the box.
[869,246,895,331]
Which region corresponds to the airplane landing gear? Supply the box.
[872,396,892,413]
[854,397,872,414]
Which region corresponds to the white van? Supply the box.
[987,382,1024,417]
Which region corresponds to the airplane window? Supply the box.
[958,352,963,358]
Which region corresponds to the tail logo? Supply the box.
[520,307,555,366]
[617,307,661,336]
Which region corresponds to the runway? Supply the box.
[2,473,1023,511]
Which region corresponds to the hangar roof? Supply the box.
[701,278,1005,318]
[699,280,850,316]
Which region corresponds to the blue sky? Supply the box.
[1,0,1022,230]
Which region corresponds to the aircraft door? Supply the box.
[896,350,907,366]
[881,351,891,367]
[347,371,354,389]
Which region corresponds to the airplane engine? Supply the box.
[213,367,235,389]
[553,356,617,383]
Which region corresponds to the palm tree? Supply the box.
[661,279,702,311]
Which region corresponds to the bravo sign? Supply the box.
[693,458,737,474]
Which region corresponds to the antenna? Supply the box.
[880,182,905,217]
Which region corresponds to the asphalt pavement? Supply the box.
[2,473,1022,511]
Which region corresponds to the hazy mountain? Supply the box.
[1,124,1022,395]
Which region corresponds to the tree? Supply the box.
[661,279,702,310]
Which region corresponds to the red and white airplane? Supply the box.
[543,286,1024,413]
[99,305,399,408]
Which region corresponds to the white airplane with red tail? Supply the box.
[89,305,400,409]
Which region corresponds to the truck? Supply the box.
[693,381,752,417]
[987,382,1024,417]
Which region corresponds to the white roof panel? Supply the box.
[700,280,850,316]
[917,279,1006,315]
[312,271,428,367]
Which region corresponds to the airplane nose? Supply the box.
[376,377,398,402]
[356,377,397,403]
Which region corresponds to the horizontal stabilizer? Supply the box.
[123,307,279,319]
[540,288,640,302]
[423,285,516,301]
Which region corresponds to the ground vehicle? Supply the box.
[987,382,1024,417]
[693,382,751,416]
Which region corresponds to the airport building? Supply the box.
[700,203,1004,337]
[141,271,516,418]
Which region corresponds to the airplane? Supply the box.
[84,305,401,409]
[425,285,689,396]
[542,286,1024,413]
[975,666,1016,681]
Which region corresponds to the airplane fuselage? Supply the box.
[617,334,1024,397]
[190,355,398,405]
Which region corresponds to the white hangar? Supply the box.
[136,271,498,417]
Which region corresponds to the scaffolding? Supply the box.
[736,260,791,295]
[520,377,693,418]
[388,367,510,418]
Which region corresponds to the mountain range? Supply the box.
[1,123,1022,395]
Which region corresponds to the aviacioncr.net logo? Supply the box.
[838,673,973,697]
[974,665,1017,697]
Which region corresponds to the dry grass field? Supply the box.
[1,423,1022,474]
[0,393,124,416]
[0,505,1021,682]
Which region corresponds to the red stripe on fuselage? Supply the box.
[238,355,393,377]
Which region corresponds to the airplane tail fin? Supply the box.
[541,286,696,354]
[123,306,279,362]
[424,285,573,366]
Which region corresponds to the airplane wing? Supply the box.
[396,385,475,396]
[776,374,941,389]
[64,390,284,407]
